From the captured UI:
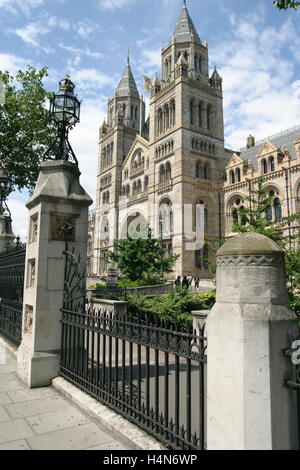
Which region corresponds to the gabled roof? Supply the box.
[116,61,139,99]
[256,141,277,158]
[122,135,150,168]
[225,153,244,169]
[238,127,300,170]
[171,4,201,44]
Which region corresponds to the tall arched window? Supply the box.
[198,102,204,127]
[144,176,149,191]
[199,56,203,73]
[236,168,241,183]
[196,161,204,178]
[230,171,235,185]
[269,156,275,172]
[266,205,272,221]
[207,105,212,130]
[159,165,165,183]
[166,162,171,181]
[190,99,195,124]
[204,163,210,180]
[170,100,175,126]
[262,159,268,174]
[274,198,282,221]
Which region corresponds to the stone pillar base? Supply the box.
[17,343,60,388]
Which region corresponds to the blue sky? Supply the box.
[1,0,300,238]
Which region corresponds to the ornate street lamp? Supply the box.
[0,168,12,215]
[44,75,81,165]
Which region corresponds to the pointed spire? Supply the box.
[171,2,201,44]
[116,59,139,98]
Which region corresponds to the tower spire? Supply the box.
[116,59,139,98]
[171,2,201,44]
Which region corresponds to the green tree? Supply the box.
[0,66,56,191]
[108,227,179,282]
[232,178,299,243]
[274,0,300,9]
[233,178,300,314]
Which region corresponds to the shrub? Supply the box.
[127,288,216,326]
[118,277,163,288]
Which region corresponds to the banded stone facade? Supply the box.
[88,4,300,279]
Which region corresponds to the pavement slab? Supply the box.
[0,342,129,450]
[26,423,118,451]
[5,396,67,419]
[25,407,90,435]
[0,418,34,444]
[0,439,31,450]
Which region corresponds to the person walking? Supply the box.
[175,275,181,287]
[194,275,200,290]
[182,276,189,289]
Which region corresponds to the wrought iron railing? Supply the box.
[60,307,206,450]
[0,247,26,346]
[93,286,127,301]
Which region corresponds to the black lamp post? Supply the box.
[0,168,12,216]
[44,75,81,165]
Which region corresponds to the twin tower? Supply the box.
[93,3,227,277]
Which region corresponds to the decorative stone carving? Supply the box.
[30,214,38,244]
[50,214,76,242]
[24,305,33,334]
[28,259,36,287]
[217,254,280,267]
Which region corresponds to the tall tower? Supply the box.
[148,2,225,276]
[93,59,145,274]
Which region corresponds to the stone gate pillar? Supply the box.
[0,213,15,252]
[17,161,92,388]
[207,232,299,450]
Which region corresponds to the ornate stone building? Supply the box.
[88,3,300,278]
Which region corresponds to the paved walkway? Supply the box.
[0,342,129,450]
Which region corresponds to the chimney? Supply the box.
[246,135,255,149]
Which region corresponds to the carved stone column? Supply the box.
[17,160,92,388]
[207,232,299,450]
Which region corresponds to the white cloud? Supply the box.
[11,15,70,52]
[8,197,29,240]
[0,53,32,74]
[59,43,103,61]
[70,68,113,92]
[210,9,300,149]
[69,98,107,205]
[97,0,136,10]
[75,20,104,39]
[0,0,45,17]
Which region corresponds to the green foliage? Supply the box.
[118,277,163,288]
[0,66,56,191]
[285,249,300,315]
[108,227,179,282]
[274,0,300,9]
[232,178,300,313]
[127,288,216,325]
[232,178,299,243]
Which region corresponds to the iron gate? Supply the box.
[0,246,26,345]
[60,249,207,450]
